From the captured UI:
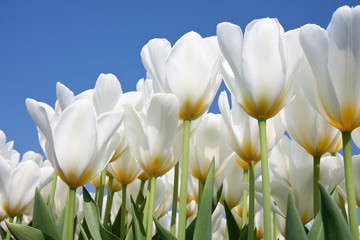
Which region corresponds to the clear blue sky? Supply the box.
[0,0,359,156]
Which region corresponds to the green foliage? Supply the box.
[193,159,215,240]
[130,197,146,240]
[285,191,307,240]
[32,189,61,240]
[153,216,177,240]
[319,183,353,240]
[82,187,120,240]
[6,222,55,240]
[223,201,240,239]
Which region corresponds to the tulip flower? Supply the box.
[188,113,234,194]
[141,33,222,239]
[124,92,179,239]
[26,97,122,239]
[284,87,342,216]
[300,6,360,238]
[217,19,302,239]
[218,90,284,239]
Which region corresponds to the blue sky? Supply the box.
[0,0,359,156]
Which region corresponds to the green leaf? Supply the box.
[153,216,177,240]
[83,187,120,240]
[55,208,65,238]
[185,217,197,240]
[112,205,123,237]
[319,183,353,240]
[307,212,324,240]
[32,188,61,240]
[78,222,90,240]
[223,201,240,240]
[125,224,134,240]
[0,224,7,239]
[285,191,307,240]
[193,159,215,240]
[130,197,146,240]
[238,224,248,240]
[6,222,55,240]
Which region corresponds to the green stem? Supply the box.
[273,212,276,240]
[313,155,321,217]
[171,162,179,234]
[242,168,248,228]
[258,118,271,240]
[248,161,255,240]
[16,214,22,224]
[225,224,229,240]
[120,184,127,240]
[5,217,13,240]
[143,180,151,229]
[103,176,114,229]
[342,131,359,240]
[178,118,191,240]
[146,176,156,240]
[97,167,107,218]
[331,152,337,156]
[198,180,205,210]
[49,171,58,210]
[94,187,99,203]
[62,186,77,240]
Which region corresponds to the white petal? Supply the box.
[92,74,122,115]
[56,82,74,112]
[54,99,97,187]
[217,22,243,80]
[5,161,41,217]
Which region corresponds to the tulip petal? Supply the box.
[5,161,41,217]
[217,22,243,80]
[56,82,74,112]
[141,38,171,92]
[92,74,122,115]
[54,99,97,187]
[242,18,287,115]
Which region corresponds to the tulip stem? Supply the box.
[198,180,205,208]
[146,176,156,240]
[258,118,271,240]
[178,118,191,240]
[248,161,255,240]
[5,217,13,240]
[140,179,145,195]
[242,168,248,228]
[16,214,22,224]
[49,171,58,210]
[120,184,127,240]
[342,131,359,240]
[171,162,179,234]
[62,186,77,240]
[103,176,114,230]
[313,155,321,217]
[97,167,107,218]
[95,187,99,203]
[143,180,151,229]
[273,212,276,240]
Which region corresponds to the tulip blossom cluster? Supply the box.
[1,4,360,240]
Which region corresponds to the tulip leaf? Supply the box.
[185,217,197,240]
[83,187,120,240]
[319,183,353,240]
[55,208,65,237]
[32,188,61,240]
[6,222,55,240]
[223,200,240,239]
[238,224,248,240]
[193,159,215,240]
[307,212,324,240]
[0,225,6,239]
[130,197,146,240]
[78,222,90,240]
[153,216,177,240]
[112,205,123,237]
[285,191,307,240]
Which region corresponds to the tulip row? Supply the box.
[1,4,360,240]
